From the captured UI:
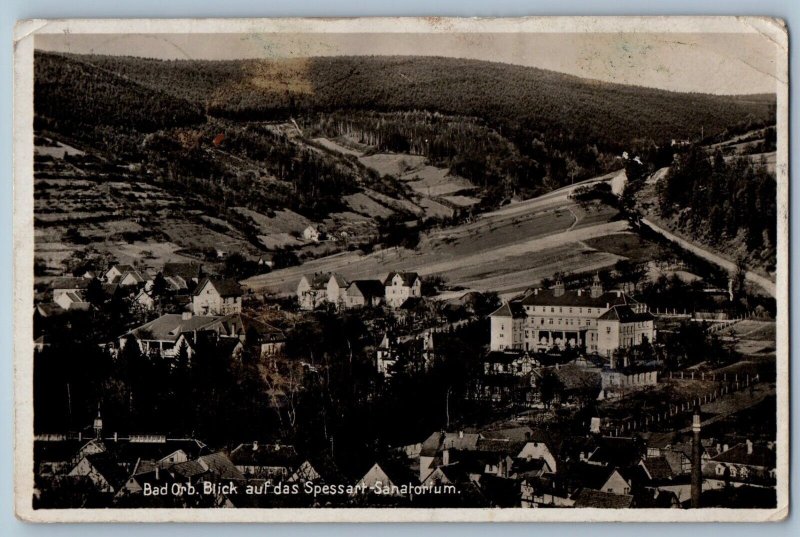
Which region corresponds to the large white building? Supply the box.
[489,277,655,356]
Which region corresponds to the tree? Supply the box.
[538,370,565,409]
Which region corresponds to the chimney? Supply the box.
[458,430,464,439]
[155,466,160,480]
[253,440,259,451]
[577,289,582,296]
[182,311,193,320]
[534,288,539,296]
[746,439,753,455]
[691,405,702,508]
[623,355,630,368]
[443,449,450,466]
[114,432,118,442]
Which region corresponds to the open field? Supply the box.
[244,170,633,295]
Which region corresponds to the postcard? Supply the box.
[13,17,788,522]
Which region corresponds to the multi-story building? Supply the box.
[383,272,422,308]
[489,276,654,356]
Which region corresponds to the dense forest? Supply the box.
[656,148,777,272]
[35,51,776,210]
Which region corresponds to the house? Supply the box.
[134,289,155,311]
[374,331,437,378]
[53,291,90,311]
[104,264,135,283]
[118,312,246,359]
[288,460,323,484]
[516,439,559,474]
[192,278,243,315]
[344,280,384,309]
[68,452,129,494]
[419,430,482,481]
[302,225,321,242]
[51,277,91,301]
[703,440,776,486]
[355,461,419,496]
[296,273,348,310]
[118,270,149,288]
[229,442,299,479]
[383,272,422,308]
[488,276,655,355]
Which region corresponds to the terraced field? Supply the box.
[244,170,633,297]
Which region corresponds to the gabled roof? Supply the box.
[489,301,526,319]
[420,431,482,457]
[119,270,146,284]
[193,278,243,298]
[109,264,135,274]
[197,452,245,480]
[598,305,655,323]
[36,303,66,317]
[302,273,332,290]
[328,273,349,288]
[640,456,675,481]
[83,452,129,490]
[384,271,420,286]
[347,279,384,298]
[572,488,634,508]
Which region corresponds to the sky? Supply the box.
[35,32,779,95]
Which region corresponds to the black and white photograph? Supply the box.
[13,17,788,522]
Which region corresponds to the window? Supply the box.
[606,327,611,334]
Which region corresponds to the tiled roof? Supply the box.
[194,278,243,298]
[84,452,129,490]
[641,456,675,481]
[489,302,526,318]
[347,279,384,298]
[197,452,245,480]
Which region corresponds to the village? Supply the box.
[31,247,777,508]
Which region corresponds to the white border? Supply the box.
[13,16,789,523]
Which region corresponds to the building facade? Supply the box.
[489,277,654,355]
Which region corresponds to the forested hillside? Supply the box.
[655,148,777,272]
[34,50,776,220]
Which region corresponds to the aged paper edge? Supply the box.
[13,16,789,523]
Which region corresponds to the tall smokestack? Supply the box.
[691,405,702,508]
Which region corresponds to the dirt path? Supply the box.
[640,218,776,297]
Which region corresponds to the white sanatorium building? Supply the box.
[489,276,655,356]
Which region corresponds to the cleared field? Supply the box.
[583,232,668,263]
[717,320,776,341]
[244,172,630,296]
[358,153,426,177]
[233,207,311,235]
[343,192,395,219]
